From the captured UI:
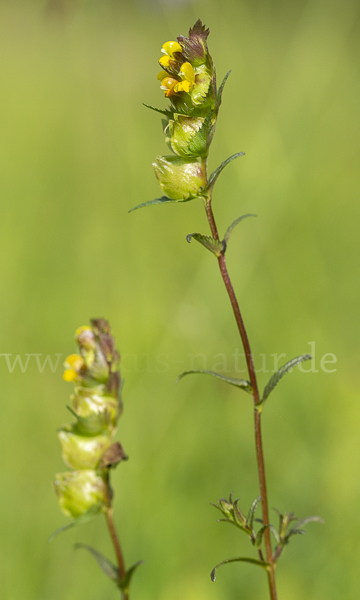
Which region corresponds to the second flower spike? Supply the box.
[55,318,125,519]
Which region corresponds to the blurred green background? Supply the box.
[0,0,359,598]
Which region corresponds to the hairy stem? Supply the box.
[203,193,277,600]
[105,506,128,600]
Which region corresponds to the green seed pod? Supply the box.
[153,155,206,200]
[58,426,112,470]
[54,470,109,518]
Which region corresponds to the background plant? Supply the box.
[0,1,359,599]
[53,319,141,599]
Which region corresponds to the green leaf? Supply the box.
[216,518,249,534]
[74,544,119,582]
[48,507,99,543]
[255,525,269,548]
[176,369,252,393]
[287,515,323,539]
[118,561,143,593]
[186,233,224,256]
[223,214,257,247]
[128,196,180,213]
[207,152,245,190]
[217,71,231,108]
[255,524,280,548]
[296,515,324,528]
[233,499,247,527]
[211,557,270,582]
[246,496,261,530]
[143,103,173,117]
[258,354,312,407]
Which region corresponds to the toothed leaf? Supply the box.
[48,507,99,543]
[176,369,252,393]
[216,518,249,533]
[255,525,269,548]
[217,70,231,108]
[74,544,119,581]
[223,214,257,247]
[143,103,173,118]
[211,557,270,582]
[246,496,261,530]
[128,196,181,213]
[258,354,312,406]
[207,152,245,190]
[118,561,144,593]
[295,515,324,528]
[186,233,224,256]
[255,524,280,548]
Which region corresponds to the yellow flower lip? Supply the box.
[64,353,85,369]
[157,70,169,81]
[75,326,92,336]
[159,55,172,69]
[160,76,180,97]
[63,353,86,382]
[179,62,195,86]
[63,368,78,382]
[161,41,182,56]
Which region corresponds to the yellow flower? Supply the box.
[161,41,182,56]
[158,62,195,97]
[175,62,195,93]
[158,40,182,69]
[160,76,180,98]
[63,354,85,382]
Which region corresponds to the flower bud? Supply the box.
[58,426,112,470]
[153,156,206,200]
[54,470,109,518]
[75,326,96,351]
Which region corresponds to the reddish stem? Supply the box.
[203,194,277,600]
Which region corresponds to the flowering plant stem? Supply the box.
[135,18,321,597]
[204,184,277,600]
[105,505,128,600]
